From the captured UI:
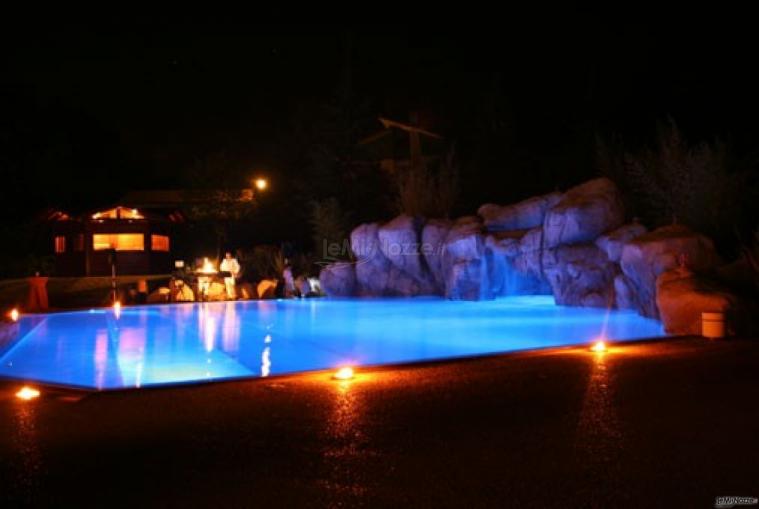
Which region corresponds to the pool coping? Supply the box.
[0,333,682,395]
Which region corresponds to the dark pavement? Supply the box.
[0,337,757,508]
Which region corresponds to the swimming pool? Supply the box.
[0,296,666,390]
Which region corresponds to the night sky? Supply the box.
[3,17,759,231]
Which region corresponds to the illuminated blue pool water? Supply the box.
[0,296,666,390]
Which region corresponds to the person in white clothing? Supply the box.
[220,251,241,299]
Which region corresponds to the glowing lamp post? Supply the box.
[254,178,268,191]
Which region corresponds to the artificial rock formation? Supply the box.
[542,244,617,307]
[619,224,720,317]
[318,177,746,332]
[656,267,736,335]
[442,217,491,300]
[320,177,628,304]
[319,262,355,297]
[543,178,625,248]
[349,219,437,297]
[595,223,648,262]
[350,223,390,296]
[478,191,562,232]
[378,215,425,277]
[486,231,551,296]
[421,219,452,293]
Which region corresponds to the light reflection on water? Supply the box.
[261,346,271,377]
[0,296,666,389]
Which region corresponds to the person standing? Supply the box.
[137,279,148,304]
[295,275,312,298]
[220,251,241,299]
[282,261,296,298]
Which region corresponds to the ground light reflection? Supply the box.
[575,342,624,505]
[316,369,373,507]
[11,388,43,505]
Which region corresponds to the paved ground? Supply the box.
[0,337,757,508]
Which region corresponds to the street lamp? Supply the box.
[254,178,268,191]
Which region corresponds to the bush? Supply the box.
[598,120,751,253]
[742,228,759,291]
[241,245,285,281]
[308,197,352,261]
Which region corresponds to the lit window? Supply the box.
[91,207,144,220]
[93,234,145,251]
[54,236,66,253]
[151,234,170,252]
[74,234,84,252]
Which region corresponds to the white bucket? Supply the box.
[702,312,726,338]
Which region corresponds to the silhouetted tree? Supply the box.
[598,119,752,253]
[308,197,352,261]
[183,151,257,258]
[396,145,459,218]
[283,38,390,255]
